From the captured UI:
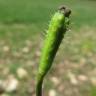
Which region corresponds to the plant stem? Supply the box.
[36,79,43,96]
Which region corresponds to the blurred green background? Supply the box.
[0,0,96,96]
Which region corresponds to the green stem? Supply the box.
[36,79,43,96]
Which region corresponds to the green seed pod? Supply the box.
[36,6,71,96]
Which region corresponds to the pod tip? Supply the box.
[58,5,71,17]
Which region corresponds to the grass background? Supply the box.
[0,0,96,96]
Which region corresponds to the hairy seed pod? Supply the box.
[36,6,71,96]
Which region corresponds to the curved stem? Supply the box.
[36,76,43,96]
